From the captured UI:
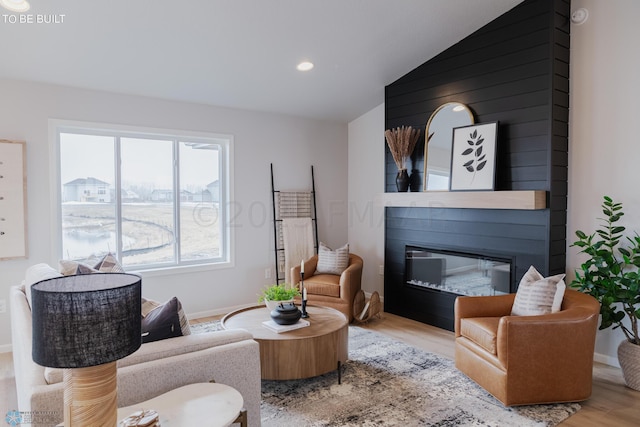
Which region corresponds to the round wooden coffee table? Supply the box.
[221,305,348,381]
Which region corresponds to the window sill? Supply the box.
[129,260,233,278]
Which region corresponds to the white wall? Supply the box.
[568,0,640,366]
[0,79,347,349]
[347,0,640,366]
[347,104,385,296]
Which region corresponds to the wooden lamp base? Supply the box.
[63,361,118,427]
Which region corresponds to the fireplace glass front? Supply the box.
[405,246,512,296]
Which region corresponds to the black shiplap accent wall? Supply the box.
[384,0,570,331]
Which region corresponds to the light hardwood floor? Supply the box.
[3,312,639,426]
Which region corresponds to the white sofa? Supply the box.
[10,270,262,426]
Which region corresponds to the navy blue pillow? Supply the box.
[141,297,183,343]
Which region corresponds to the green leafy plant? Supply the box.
[258,284,300,303]
[571,196,640,345]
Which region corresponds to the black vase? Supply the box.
[409,169,421,192]
[270,302,302,325]
[396,169,410,192]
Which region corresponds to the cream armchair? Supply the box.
[454,289,600,406]
[291,253,363,322]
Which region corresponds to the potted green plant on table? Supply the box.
[258,284,300,310]
[571,196,640,390]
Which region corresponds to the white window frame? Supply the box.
[49,119,234,275]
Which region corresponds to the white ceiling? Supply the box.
[0,0,523,123]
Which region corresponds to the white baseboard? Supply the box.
[0,343,12,354]
[594,351,620,368]
[188,302,256,321]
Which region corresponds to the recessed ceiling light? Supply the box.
[0,0,31,13]
[297,61,314,72]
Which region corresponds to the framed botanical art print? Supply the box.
[449,122,498,191]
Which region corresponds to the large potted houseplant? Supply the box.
[258,284,300,310]
[571,196,640,390]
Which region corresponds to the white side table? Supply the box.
[117,382,245,427]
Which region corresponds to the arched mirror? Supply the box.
[423,102,474,191]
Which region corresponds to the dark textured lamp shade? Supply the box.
[31,273,142,368]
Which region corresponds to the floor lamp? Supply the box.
[31,273,142,427]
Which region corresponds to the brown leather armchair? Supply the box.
[291,253,363,322]
[454,289,600,406]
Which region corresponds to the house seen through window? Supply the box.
[57,125,231,270]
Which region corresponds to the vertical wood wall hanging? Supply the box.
[0,140,28,260]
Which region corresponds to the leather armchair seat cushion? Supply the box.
[305,274,341,298]
[460,317,500,355]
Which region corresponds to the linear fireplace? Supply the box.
[405,246,513,297]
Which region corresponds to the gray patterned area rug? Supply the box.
[192,322,580,426]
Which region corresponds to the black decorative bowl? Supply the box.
[270,302,302,325]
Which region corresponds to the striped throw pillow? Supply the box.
[93,252,125,273]
[511,265,566,316]
[315,242,349,275]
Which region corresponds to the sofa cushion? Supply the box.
[315,242,349,275]
[24,263,63,309]
[304,274,341,298]
[460,317,501,355]
[511,265,566,316]
[142,297,186,343]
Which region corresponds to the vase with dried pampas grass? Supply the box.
[384,126,421,192]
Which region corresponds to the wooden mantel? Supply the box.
[379,190,546,210]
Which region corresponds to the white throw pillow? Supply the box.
[315,242,349,275]
[24,263,63,308]
[511,265,566,316]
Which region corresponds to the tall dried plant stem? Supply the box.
[385,126,421,170]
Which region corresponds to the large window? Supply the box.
[56,123,231,270]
